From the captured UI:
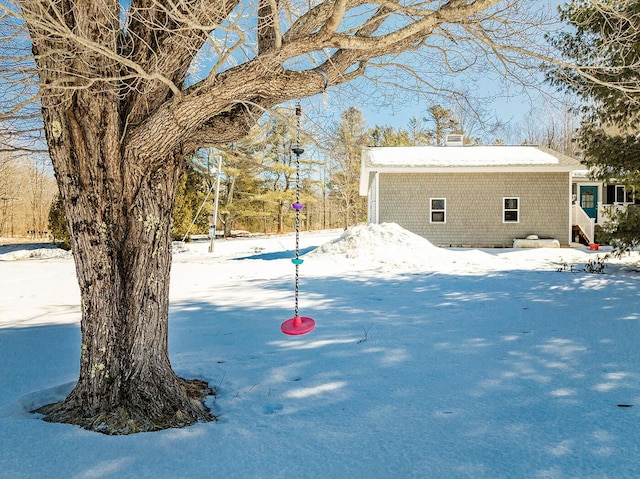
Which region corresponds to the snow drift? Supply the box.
[307,222,498,272]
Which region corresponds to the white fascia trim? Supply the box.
[365,166,577,174]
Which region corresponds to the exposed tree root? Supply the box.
[34,377,216,435]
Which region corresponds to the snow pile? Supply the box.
[308,222,509,273]
[307,222,451,271]
[309,223,436,257]
[0,245,71,261]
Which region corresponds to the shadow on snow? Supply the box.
[2,268,640,478]
[232,246,316,261]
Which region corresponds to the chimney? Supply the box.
[444,134,464,146]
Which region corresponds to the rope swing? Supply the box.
[281,102,316,336]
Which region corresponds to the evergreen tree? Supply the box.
[547,1,640,253]
[48,194,70,249]
[258,109,298,233]
[219,132,266,236]
[172,158,210,240]
[369,107,463,148]
[427,105,460,146]
[370,125,413,147]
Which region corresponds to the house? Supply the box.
[359,139,585,247]
[571,169,640,244]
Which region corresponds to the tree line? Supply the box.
[0,153,56,239]
[43,100,581,246]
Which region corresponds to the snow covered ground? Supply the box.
[1,223,639,479]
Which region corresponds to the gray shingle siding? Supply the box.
[377,172,570,247]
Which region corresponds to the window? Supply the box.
[503,197,519,223]
[581,189,595,209]
[606,185,625,203]
[606,184,633,204]
[430,198,446,223]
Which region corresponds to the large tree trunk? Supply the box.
[37,101,213,433]
[28,39,213,434]
[18,0,353,431]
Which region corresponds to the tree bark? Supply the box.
[35,95,213,433]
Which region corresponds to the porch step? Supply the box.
[572,225,591,246]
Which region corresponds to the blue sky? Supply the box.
[297,67,567,146]
[295,0,570,144]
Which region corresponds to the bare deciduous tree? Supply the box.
[0,0,561,433]
[0,152,56,237]
[329,106,368,228]
[26,156,54,237]
[517,101,581,154]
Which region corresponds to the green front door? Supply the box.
[580,186,598,220]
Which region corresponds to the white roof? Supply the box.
[359,145,584,196]
[365,145,562,167]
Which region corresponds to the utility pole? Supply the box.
[208,153,222,253]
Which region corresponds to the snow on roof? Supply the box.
[364,145,569,167]
[359,145,584,195]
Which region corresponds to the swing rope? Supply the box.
[293,103,302,319]
[281,102,315,336]
[181,182,215,243]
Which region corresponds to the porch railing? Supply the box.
[572,203,595,244]
[599,203,627,224]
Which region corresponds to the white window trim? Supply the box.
[430,197,446,224]
[503,197,520,223]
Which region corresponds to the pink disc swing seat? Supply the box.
[281,316,316,335]
[281,103,315,336]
